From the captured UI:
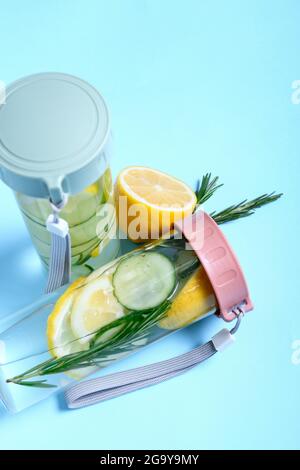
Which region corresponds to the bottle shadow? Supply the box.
[0,235,46,328]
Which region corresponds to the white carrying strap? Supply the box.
[65,311,243,409]
[45,198,71,294]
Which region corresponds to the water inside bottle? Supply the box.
[15,169,117,267]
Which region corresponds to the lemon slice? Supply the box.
[103,168,113,201]
[47,278,86,357]
[70,268,125,344]
[85,182,100,196]
[115,166,197,241]
[47,274,122,379]
[159,267,217,330]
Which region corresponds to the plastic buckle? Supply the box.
[46,214,69,238]
[212,329,235,352]
[212,307,244,352]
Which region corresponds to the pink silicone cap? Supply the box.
[175,211,253,322]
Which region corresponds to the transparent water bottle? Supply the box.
[0,236,217,413]
[0,72,119,274]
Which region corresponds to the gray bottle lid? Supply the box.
[0,73,110,205]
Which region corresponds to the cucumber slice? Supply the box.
[113,252,176,310]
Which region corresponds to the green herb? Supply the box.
[211,192,283,225]
[195,173,223,206]
[194,172,282,224]
[7,301,172,387]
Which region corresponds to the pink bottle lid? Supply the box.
[175,211,253,322]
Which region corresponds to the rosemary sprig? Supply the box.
[195,173,223,206]
[7,301,172,387]
[194,173,282,223]
[210,192,283,225]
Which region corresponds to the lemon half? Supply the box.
[116,166,197,242]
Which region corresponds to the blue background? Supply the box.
[0,0,299,450]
